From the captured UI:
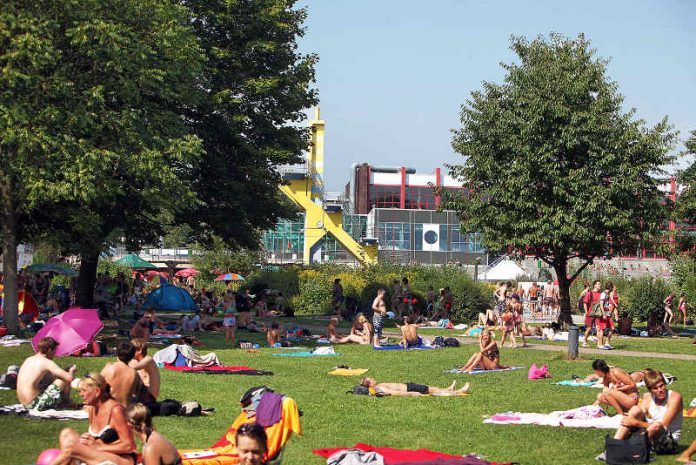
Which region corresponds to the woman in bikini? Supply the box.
[53,372,137,465]
[591,359,639,415]
[664,293,674,325]
[677,293,688,325]
[127,403,181,465]
[338,313,371,344]
[459,330,506,372]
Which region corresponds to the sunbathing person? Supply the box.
[458,330,507,373]
[129,339,160,402]
[127,403,181,465]
[101,341,142,407]
[397,315,421,348]
[591,359,639,415]
[604,369,682,458]
[53,373,137,465]
[326,317,342,343]
[16,337,75,410]
[264,321,286,347]
[359,377,470,397]
[338,313,372,345]
[477,308,498,328]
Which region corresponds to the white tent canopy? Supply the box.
[478,258,529,281]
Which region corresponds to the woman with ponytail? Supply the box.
[126,403,181,465]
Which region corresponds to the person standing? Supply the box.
[663,293,674,325]
[371,288,387,347]
[331,278,344,307]
[583,280,603,348]
[677,293,688,326]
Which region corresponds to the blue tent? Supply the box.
[142,284,197,312]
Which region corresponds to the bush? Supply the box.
[285,263,492,320]
[622,276,674,322]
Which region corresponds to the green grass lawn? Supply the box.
[1,330,694,465]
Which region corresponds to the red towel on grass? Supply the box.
[313,443,504,464]
[165,365,253,372]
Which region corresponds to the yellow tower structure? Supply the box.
[278,106,378,265]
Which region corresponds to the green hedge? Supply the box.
[248,264,493,321]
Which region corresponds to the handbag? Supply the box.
[604,430,649,464]
[589,301,604,318]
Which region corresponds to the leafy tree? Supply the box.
[176,0,319,249]
[1,0,205,324]
[674,131,696,253]
[447,34,677,326]
[192,237,261,283]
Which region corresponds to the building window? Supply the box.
[378,222,411,250]
[450,226,483,252]
[371,186,401,208]
[405,187,436,210]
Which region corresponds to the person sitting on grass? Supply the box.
[264,321,286,347]
[397,315,421,348]
[338,313,372,345]
[129,339,160,404]
[52,373,137,465]
[458,330,507,373]
[591,359,639,416]
[599,369,682,461]
[359,377,470,397]
[326,317,342,343]
[126,403,181,465]
[16,337,76,411]
[477,307,497,328]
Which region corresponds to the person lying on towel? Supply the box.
[359,378,469,397]
[458,330,508,373]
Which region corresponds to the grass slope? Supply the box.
[0,331,694,465]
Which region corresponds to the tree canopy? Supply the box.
[447,33,677,324]
[675,131,696,247]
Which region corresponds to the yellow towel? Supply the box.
[329,368,369,376]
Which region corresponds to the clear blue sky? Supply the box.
[297,0,696,190]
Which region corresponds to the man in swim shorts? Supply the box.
[359,378,469,396]
[17,337,76,410]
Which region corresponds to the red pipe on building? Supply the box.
[400,167,406,209]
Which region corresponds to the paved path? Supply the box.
[295,320,696,361]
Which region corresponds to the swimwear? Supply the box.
[372,313,383,336]
[26,383,63,411]
[405,336,422,347]
[483,346,500,361]
[405,383,429,395]
[223,316,236,327]
[89,404,120,444]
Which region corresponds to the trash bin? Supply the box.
[568,325,579,359]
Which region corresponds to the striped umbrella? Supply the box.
[214,273,245,282]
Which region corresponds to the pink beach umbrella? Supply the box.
[32,308,103,356]
[174,268,198,278]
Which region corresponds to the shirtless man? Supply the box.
[101,341,141,406]
[371,288,387,347]
[359,377,469,397]
[129,338,160,402]
[543,280,555,317]
[17,337,75,410]
[265,321,284,347]
[398,315,421,348]
[326,317,342,343]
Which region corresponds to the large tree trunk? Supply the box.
[0,178,19,334]
[76,242,101,308]
[553,257,574,329]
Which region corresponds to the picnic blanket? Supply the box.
[272,351,338,357]
[153,344,221,367]
[0,404,88,420]
[329,368,369,376]
[484,405,622,429]
[445,367,523,374]
[0,337,32,348]
[165,365,273,376]
[314,443,508,465]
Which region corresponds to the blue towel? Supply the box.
[271,351,338,357]
[555,380,597,387]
